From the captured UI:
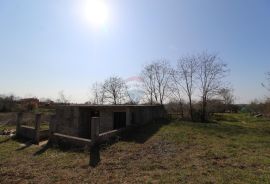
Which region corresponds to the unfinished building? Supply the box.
[49,105,166,146]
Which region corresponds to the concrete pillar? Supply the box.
[48,115,56,145]
[91,117,100,142]
[90,117,100,167]
[49,115,56,136]
[16,112,23,137]
[34,113,42,144]
[90,144,100,167]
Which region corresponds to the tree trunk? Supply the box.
[179,101,184,118]
[150,92,153,105]
[188,97,193,121]
[201,97,207,122]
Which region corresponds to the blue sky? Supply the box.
[0,0,270,103]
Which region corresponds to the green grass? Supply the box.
[0,124,15,131]
[40,122,49,130]
[0,112,16,131]
[1,113,270,183]
[0,122,49,131]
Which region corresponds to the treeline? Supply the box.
[0,95,17,112]
[0,95,38,112]
[0,95,54,113]
[90,52,234,122]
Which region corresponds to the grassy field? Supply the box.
[1,113,270,183]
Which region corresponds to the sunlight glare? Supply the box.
[82,0,109,28]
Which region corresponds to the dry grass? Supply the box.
[1,113,270,183]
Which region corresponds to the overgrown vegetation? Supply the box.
[0,95,17,112]
[240,99,270,117]
[1,113,270,183]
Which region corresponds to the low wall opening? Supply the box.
[16,113,51,144]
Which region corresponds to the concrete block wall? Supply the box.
[55,106,80,137]
[53,105,166,139]
[18,126,36,139]
[131,105,166,125]
[16,113,50,144]
[99,106,132,133]
[99,110,113,133]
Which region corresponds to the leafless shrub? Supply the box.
[56,90,70,104]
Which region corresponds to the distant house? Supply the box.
[18,98,39,110]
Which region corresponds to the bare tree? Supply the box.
[267,72,270,92]
[57,90,69,104]
[153,60,172,104]
[168,81,184,117]
[0,95,16,112]
[197,52,228,122]
[102,76,129,104]
[173,55,198,120]
[262,72,270,91]
[91,82,105,104]
[141,60,172,105]
[141,64,158,104]
[219,87,235,105]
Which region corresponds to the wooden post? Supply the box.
[34,113,42,144]
[16,112,23,137]
[89,117,100,167]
